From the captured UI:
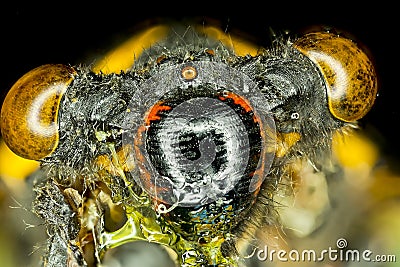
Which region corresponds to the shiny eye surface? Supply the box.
[0,64,75,160]
[293,31,378,122]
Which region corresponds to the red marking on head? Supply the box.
[218,92,253,113]
[145,102,172,126]
[134,124,170,203]
[219,92,261,123]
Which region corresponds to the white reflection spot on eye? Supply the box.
[26,83,64,137]
[308,51,348,99]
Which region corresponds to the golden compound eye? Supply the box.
[293,31,378,122]
[0,64,76,160]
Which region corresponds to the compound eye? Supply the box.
[1,64,75,160]
[293,32,378,122]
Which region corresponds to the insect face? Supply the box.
[0,24,377,267]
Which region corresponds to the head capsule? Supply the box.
[293,31,378,122]
[1,64,76,160]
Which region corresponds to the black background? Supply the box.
[1,3,398,171]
